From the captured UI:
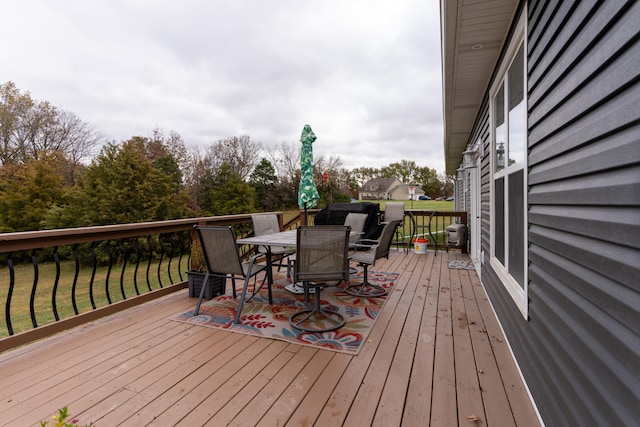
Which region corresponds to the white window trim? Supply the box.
[489,10,529,319]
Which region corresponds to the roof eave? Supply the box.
[440,0,519,175]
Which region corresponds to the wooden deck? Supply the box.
[0,250,540,427]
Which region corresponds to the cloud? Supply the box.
[1,0,445,173]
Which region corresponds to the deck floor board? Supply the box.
[0,250,540,427]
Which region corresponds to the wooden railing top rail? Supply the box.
[0,213,289,253]
[407,209,468,222]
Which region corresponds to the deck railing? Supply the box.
[385,210,468,252]
[409,210,468,252]
[0,213,294,351]
[0,208,463,352]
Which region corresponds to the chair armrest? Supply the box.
[351,241,379,249]
[356,239,380,245]
[246,253,265,271]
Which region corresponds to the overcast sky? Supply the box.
[1,0,444,172]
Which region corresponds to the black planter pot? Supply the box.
[187,271,226,300]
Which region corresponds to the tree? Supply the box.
[0,81,34,165]
[263,141,300,184]
[0,153,67,231]
[146,128,190,175]
[350,166,381,188]
[204,163,256,215]
[261,141,302,209]
[126,130,187,193]
[440,172,456,197]
[312,155,353,206]
[185,134,262,212]
[209,135,261,180]
[380,160,421,184]
[44,141,194,228]
[0,81,102,166]
[250,158,281,211]
[414,166,440,197]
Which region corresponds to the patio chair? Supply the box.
[383,202,414,252]
[344,212,368,247]
[288,225,351,333]
[192,225,268,324]
[251,214,295,271]
[346,220,401,298]
[285,215,363,292]
[344,212,368,274]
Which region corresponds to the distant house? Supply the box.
[359,177,425,200]
[442,1,639,426]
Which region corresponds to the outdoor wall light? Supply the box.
[461,148,479,169]
[496,141,505,170]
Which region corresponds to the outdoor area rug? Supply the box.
[448,259,475,270]
[171,271,399,355]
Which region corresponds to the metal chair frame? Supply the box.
[192,225,268,324]
[346,220,401,298]
[251,214,295,271]
[288,225,351,333]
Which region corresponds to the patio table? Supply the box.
[237,228,359,296]
[237,230,297,299]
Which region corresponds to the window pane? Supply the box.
[495,177,505,264]
[508,45,524,108]
[508,170,525,288]
[508,44,525,166]
[494,83,507,172]
[494,83,504,126]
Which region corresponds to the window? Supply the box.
[491,12,528,317]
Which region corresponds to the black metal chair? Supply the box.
[192,225,268,324]
[288,225,351,333]
[346,220,401,298]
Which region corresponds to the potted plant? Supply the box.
[187,238,226,300]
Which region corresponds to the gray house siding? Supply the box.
[526,1,640,425]
[472,103,491,255]
[466,1,640,426]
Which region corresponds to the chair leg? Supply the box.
[234,275,253,324]
[344,264,388,297]
[193,271,210,315]
[289,284,346,332]
[427,226,438,255]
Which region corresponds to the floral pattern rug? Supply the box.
[171,271,399,355]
